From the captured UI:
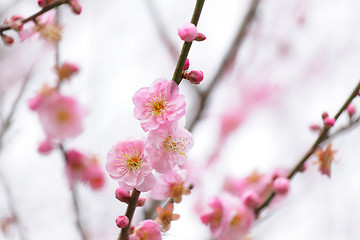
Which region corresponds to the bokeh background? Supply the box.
[1,0,360,239]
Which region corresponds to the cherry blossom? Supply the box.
[129,220,162,240]
[133,79,186,132]
[106,139,155,192]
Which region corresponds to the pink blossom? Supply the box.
[201,193,254,240]
[219,108,246,140]
[133,79,186,132]
[146,122,193,173]
[151,166,190,203]
[30,90,87,140]
[129,220,162,240]
[106,139,155,192]
[65,149,105,190]
[178,23,198,42]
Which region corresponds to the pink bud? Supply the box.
[27,95,42,111]
[1,34,14,46]
[187,70,204,84]
[273,177,290,195]
[324,117,335,127]
[184,59,190,70]
[321,112,329,120]
[195,33,206,41]
[242,191,262,208]
[38,0,47,8]
[115,187,131,203]
[178,23,198,42]
[69,0,82,15]
[347,103,356,118]
[136,198,146,207]
[309,124,321,132]
[37,139,54,154]
[116,216,129,229]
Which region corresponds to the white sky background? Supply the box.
[1,0,360,239]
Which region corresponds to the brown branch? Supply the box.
[0,0,70,34]
[187,0,262,131]
[119,189,141,240]
[255,81,360,215]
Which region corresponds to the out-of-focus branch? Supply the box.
[145,0,178,62]
[0,70,33,240]
[58,144,87,240]
[187,0,262,131]
[255,81,360,215]
[119,189,141,240]
[172,0,205,85]
[0,0,70,34]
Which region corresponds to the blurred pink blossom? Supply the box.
[129,220,162,240]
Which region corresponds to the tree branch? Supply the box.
[255,81,360,215]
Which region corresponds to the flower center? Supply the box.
[57,110,70,123]
[163,136,190,157]
[146,96,167,116]
[230,214,242,226]
[124,155,142,171]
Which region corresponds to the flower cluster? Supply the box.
[201,169,291,239]
[106,78,193,192]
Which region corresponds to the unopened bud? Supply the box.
[178,23,197,42]
[136,198,146,207]
[115,187,131,203]
[273,177,290,195]
[346,103,356,118]
[37,139,54,154]
[69,0,82,14]
[187,70,204,84]
[242,191,261,208]
[9,15,24,31]
[321,112,329,120]
[309,124,321,132]
[195,32,206,41]
[1,34,14,46]
[183,59,190,70]
[324,117,335,127]
[116,216,129,229]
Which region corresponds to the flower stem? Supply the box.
[172,0,205,85]
[255,81,360,215]
[119,189,141,240]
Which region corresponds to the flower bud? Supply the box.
[324,117,335,127]
[187,70,204,84]
[69,0,82,15]
[9,15,24,32]
[273,177,290,195]
[346,103,356,118]
[37,139,54,154]
[183,59,190,70]
[116,216,129,229]
[195,33,206,41]
[115,187,131,203]
[136,197,146,207]
[178,23,198,42]
[1,34,14,46]
[321,112,329,120]
[242,191,261,208]
[309,124,321,132]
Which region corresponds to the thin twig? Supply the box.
[145,0,178,61]
[187,0,262,131]
[119,189,141,240]
[0,70,33,240]
[255,81,360,215]
[58,144,87,240]
[172,0,206,85]
[0,0,70,34]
